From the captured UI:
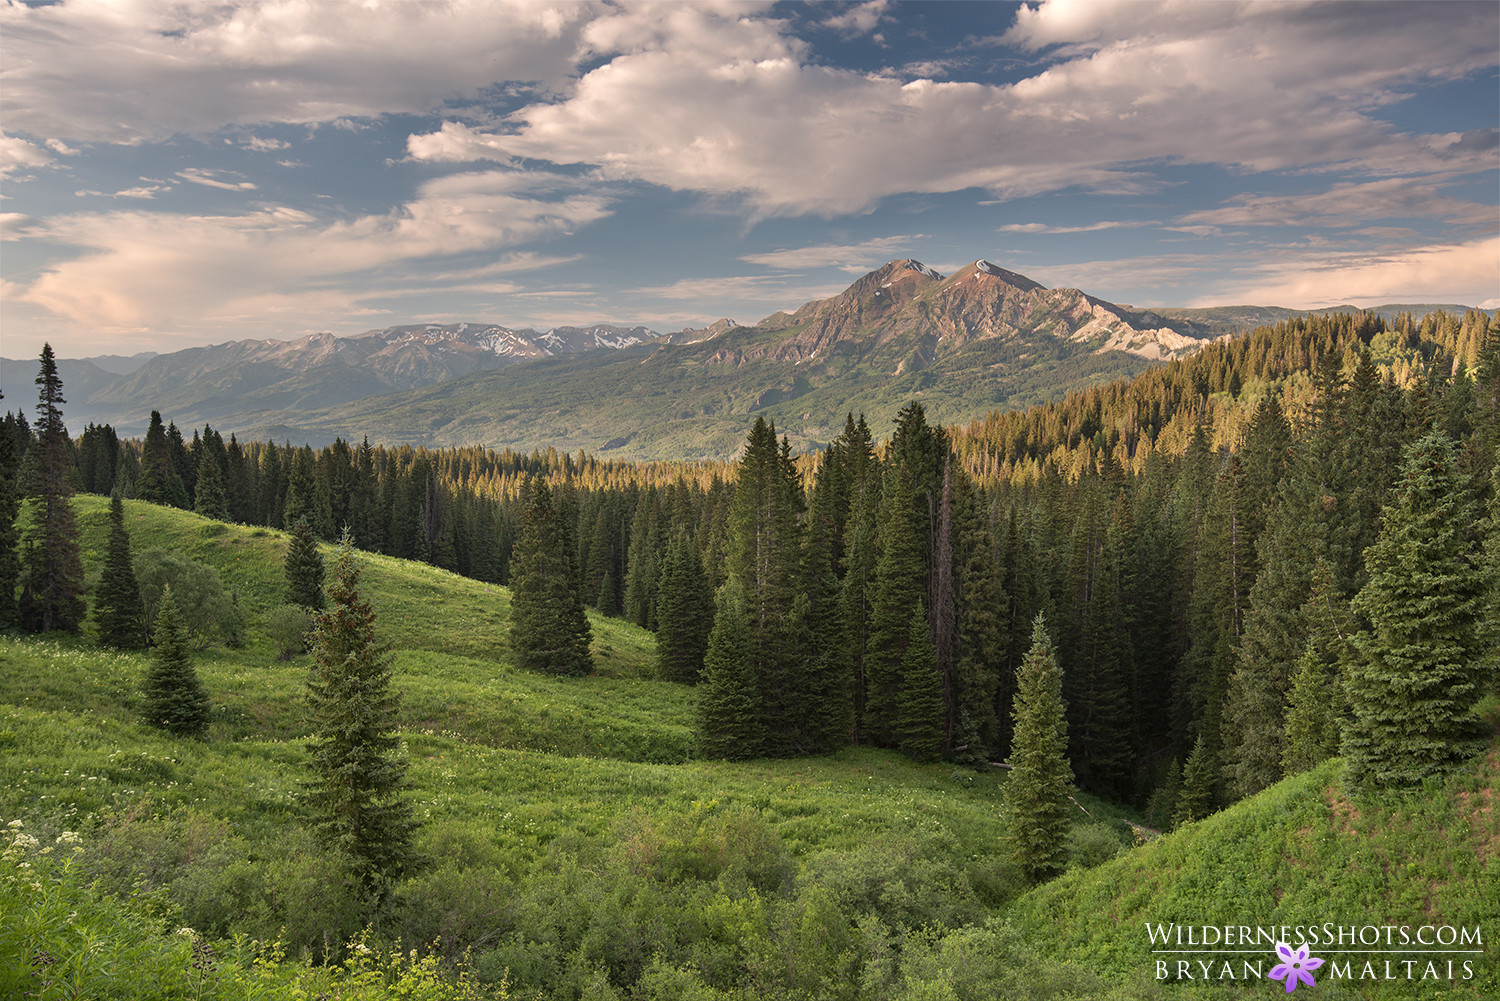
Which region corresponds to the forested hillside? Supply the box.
[1,304,1496,998]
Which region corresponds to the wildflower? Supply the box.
[1269,942,1323,994]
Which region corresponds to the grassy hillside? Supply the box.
[2,498,1494,999]
[1006,746,1500,997]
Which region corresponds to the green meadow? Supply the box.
[1,497,1495,999]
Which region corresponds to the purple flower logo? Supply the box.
[1269,942,1324,993]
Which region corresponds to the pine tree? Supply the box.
[1281,640,1341,776]
[508,479,593,677]
[302,532,421,895]
[26,345,86,633]
[136,411,188,508]
[1343,432,1490,791]
[1173,734,1217,828]
[141,584,211,737]
[96,495,145,647]
[655,529,714,683]
[896,602,945,761]
[193,453,230,521]
[1005,613,1073,884]
[0,399,19,630]
[285,517,327,611]
[696,582,762,760]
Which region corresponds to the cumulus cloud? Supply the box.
[822,1,891,36]
[401,1,1497,217]
[0,0,602,143]
[242,136,290,152]
[0,132,54,180]
[18,172,613,333]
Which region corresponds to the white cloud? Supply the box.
[1178,178,1495,229]
[0,132,54,180]
[176,168,258,192]
[242,136,290,152]
[1197,235,1500,310]
[998,220,1155,235]
[822,1,891,36]
[0,0,602,143]
[739,235,928,272]
[18,171,614,333]
[404,1,1497,217]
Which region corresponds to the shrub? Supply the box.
[267,603,313,660]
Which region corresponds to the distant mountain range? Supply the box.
[0,260,1481,459]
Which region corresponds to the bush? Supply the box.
[267,603,313,660]
[1066,822,1126,871]
[133,549,245,649]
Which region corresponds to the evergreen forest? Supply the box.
[1,306,1497,1000]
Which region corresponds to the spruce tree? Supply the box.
[896,602,945,762]
[1172,734,1217,828]
[696,582,762,760]
[654,529,714,683]
[508,479,593,677]
[1343,432,1490,791]
[1005,613,1073,884]
[1281,640,1341,776]
[285,517,327,611]
[0,398,19,630]
[141,584,211,737]
[96,495,145,647]
[135,411,188,508]
[302,532,421,895]
[193,454,230,521]
[26,344,86,633]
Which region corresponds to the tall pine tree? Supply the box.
[96,495,145,647]
[285,516,327,611]
[1005,613,1073,884]
[696,582,762,760]
[26,345,85,633]
[302,532,421,895]
[508,479,593,677]
[1343,432,1490,791]
[655,528,714,683]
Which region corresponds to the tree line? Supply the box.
[4,307,1498,834]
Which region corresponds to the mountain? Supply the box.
[2,322,658,435]
[263,260,1232,458]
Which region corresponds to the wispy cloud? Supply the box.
[998,220,1156,235]
[739,235,928,272]
[176,168,257,192]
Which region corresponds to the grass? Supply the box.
[4,497,1496,1000]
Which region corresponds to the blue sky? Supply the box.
[2,0,1497,358]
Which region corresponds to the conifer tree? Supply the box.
[1281,640,1341,776]
[285,517,327,611]
[1005,613,1073,884]
[655,529,714,683]
[136,411,189,508]
[141,584,211,737]
[26,345,86,633]
[1343,432,1490,791]
[952,468,1005,760]
[0,396,19,630]
[192,454,230,521]
[896,602,945,761]
[509,479,593,677]
[302,532,420,895]
[696,582,761,760]
[1172,734,1217,828]
[96,495,145,647]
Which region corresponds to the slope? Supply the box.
[1006,746,1500,995]
[265,260,1214,458]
